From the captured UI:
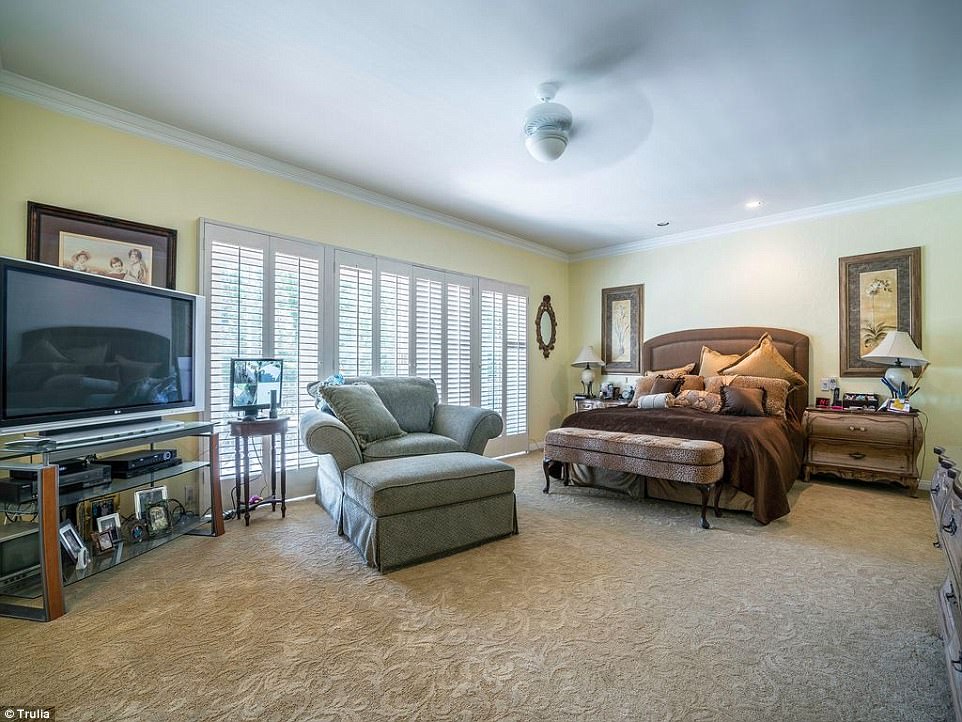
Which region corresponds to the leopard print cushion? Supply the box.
[671,389,723,413]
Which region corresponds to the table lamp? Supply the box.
[571,345,605,397]
[861,330,928,401]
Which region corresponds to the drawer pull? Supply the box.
[947,588,957,603]
[847,425,867,432]
[848,452,866,460]
[953,655,962,673]
[935,539,942,549]
[944,518,958,535]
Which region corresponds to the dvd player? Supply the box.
[101,449,178,473]
[110,457,182,479]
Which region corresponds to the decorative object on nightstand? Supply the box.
[861,330,928,409]
[571,345,605,397]
[802,406,923,496]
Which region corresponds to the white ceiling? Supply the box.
[1,0,961,255]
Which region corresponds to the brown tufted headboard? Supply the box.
[642,327,810,420]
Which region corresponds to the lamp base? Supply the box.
[883,365,914,399]
[580,367,595,398]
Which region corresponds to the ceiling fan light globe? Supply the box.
[526,130,568,162]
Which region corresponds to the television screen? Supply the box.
[0,257,203,432]
[229,358,283,414]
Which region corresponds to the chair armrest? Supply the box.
[299,409,363,472]
[432,405,504,454]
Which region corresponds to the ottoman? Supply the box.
[340,452,518,571]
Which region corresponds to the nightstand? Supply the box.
[573,398,628,413]
[801,407,923,496]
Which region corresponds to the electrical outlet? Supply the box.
[819,377,839,391]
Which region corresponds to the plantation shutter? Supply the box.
[204,226,268,478]
[377,260,412,377]
[335,251,375,377]
[444,274,475,406]
[272,241,322,469]
[413,268,444,392]
[480,279,528,456]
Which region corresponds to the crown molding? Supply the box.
[0,70,569,262]
[571,176,962,262]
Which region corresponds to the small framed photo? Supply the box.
[123,518,149,544]
[134,486,168,518]
[58,520,85,562]
[145,502,171,536]
[96,513,123,543]
[89,530,114,554]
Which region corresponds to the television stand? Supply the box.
[0,421,223,622]
[40,419,186,445]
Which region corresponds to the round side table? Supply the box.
[228,416,289,526]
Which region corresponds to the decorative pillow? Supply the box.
[678,374,705,392]
[633,375,659,397]
[65,344,109,365]
[644,363,695,379]
[719,385,767,417]
[21,337,70,363]
[720,334,806,389]
[635,392,672,410]
[698,346,741,378]
[704,375,790,418]
[319,382,405,449]
[651,377,682,395]
[671,390,723,413]
[306,373,344,410]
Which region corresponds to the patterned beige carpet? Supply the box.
[0,452,951,721]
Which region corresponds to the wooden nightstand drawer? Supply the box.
[808,439,912,474]
[806,413,911,445]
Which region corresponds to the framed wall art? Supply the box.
[601,284,644,374]
[838,246,921,377]
[27,202,177,288]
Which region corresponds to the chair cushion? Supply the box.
[319,382,405,449]
[345,376,438,433]
[343,452,516,517]
[362,432,462,461]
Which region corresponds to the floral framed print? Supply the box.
[838,246,921,377]
[27,202,177,288]
[602,284,643,374]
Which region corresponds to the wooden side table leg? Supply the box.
[233,434,241,520]
[270,432,278,512]
[243,436,251,526]
[280,432,287,518]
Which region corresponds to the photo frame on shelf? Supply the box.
[76,494,120,541]
[601,284,644,374]
[27,202,177,289]
[89,530,114,555]
[122,518,149,544]
[134,486,168,518]
[96,513,123,544]
[58,520,85,562]
[838,247,921,377]
[145,502,171,537]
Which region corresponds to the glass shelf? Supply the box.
[0,512,210,600]
[0,460,209,513]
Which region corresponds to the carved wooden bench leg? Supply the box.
[713,484,723,518]
[542,457,552,494]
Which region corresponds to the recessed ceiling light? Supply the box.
[745,199,764,209]
[656,221,670,227]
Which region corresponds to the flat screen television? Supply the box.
[229,358,283,419]
[0,256,206,434]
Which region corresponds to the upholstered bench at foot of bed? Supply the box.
[341,451,518,571]
[542,427,724,529]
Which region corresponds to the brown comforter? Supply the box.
[562,407,805,524]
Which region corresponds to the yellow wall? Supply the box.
[0,94,573,442]
[568,193,962,466]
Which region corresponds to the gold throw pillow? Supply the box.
[698,346,741,378]
[719,334,806,389]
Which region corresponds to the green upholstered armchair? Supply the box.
[300,376,503,525]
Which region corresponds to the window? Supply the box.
[203,221,528,471]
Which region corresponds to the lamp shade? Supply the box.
[861,331,927,366]
[571,345,605,368]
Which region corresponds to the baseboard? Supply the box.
[528,441,544,452]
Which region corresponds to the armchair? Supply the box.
[300,376,503,525]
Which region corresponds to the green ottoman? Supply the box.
[340,452,518,571]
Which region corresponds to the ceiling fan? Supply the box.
[522,82,573,163]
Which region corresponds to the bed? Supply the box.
[561,327,809,524]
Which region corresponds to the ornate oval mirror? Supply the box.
[535,294,557,358]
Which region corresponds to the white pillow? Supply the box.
[635,392,672,410]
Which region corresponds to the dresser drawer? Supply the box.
[808,439,911,473]
[807,413,911,444]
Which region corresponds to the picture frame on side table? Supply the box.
[602,284,644,374]
[839,247,921,377]
[27,202,177,289]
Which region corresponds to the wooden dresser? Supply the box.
[930,448,962,720]
[802,407,923,496]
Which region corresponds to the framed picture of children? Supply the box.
[27,201,176,289]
